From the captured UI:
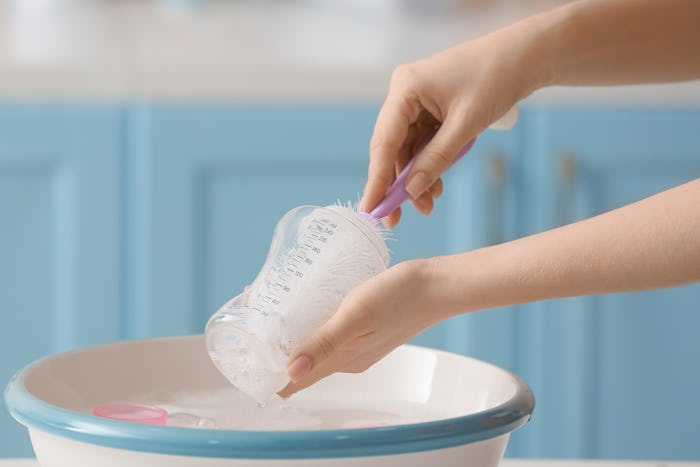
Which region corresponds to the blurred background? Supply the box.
[1,0,699,461]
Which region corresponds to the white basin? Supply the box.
[4,335,534,467]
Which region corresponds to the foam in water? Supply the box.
[119,387,450,431]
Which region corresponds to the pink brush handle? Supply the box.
[368,138,476,220]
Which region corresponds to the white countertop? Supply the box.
[2,459,700,467]
[0,0,698,103]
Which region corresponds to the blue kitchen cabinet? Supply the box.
[0,105,123,457]
[509,108,700,460]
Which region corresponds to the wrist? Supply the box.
[424,245,522,319]
[420,253,486,320]
[509,2,575,95]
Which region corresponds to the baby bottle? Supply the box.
[206,205,389,403]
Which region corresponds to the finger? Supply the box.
[279,344,368,397]
[366,123,417,221]
[280,334,388,398]
[430,178,444,199]
[360,146,395,214]
[404,110,475,200]
[404,116,439,217]
[410,180,441,216]
[408,116,439,168]
[400,110,437,170]
[278,352,351,397]
[396,123,418,175]
[342,345,396,375]
[414,112,440,150]
[384,206,401,230]
[284,305,363,387]
[410,192,434,216]
[362,92,423,213]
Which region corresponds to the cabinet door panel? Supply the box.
[515,108,700,460]
[0,106,121,457]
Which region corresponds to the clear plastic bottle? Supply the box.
[206,205,389,403]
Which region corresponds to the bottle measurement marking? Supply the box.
[257,213,343,306]
[270,281,290,294]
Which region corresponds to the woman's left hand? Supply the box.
[278,258,452,397]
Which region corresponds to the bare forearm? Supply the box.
[524,0,700,89]
[434,178,700,315]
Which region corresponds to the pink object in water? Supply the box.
[93,403,168,425]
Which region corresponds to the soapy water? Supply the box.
[119,388,451,431]
[206,205,390,403]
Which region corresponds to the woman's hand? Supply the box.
[362,18,546,228]
[362,0,700,229]
[278,259,455,397]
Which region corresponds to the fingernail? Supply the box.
[287,355,312,383]
[416,203,431,216]
[405,171,430,200]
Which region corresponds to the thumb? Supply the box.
[285,311,354,384]
[404,112,475,200]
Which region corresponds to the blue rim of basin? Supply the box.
[4,343,535,459]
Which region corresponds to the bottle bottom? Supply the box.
[205,316,289,403]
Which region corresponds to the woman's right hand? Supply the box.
[361,17,548,228]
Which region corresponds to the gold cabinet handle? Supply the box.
[558,153,577,188]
